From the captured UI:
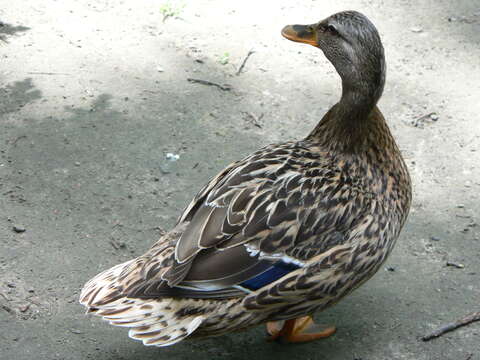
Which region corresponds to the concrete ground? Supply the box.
[1,0,479,359]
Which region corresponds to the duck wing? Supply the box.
[125,141,370,299]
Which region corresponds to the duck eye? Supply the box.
[325,24,338,34]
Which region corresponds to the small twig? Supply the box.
[390,322,402,330]
[27,72,70,75]
[446,261,465,269]
[242,111,264,128]
[187,78,232,91]
[109,237,125,250]
[0,292,11,302]
[422,311,480,341]
[410,112,438,128]
[1,304,13,313]
[11,135,27,145]
[236,49,255,75]
[416,112,437,121]
[109,239,119,250]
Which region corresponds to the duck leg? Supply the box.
[266,316,336,343]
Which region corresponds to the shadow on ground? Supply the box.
[0,21,30,43]
[0,68,470,360]
[0,78,42,116]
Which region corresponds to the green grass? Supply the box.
[218,52,230,65]
[160,1,185,22]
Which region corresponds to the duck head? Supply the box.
[282,11,386,113]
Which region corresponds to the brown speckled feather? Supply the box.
[122,105,410,304]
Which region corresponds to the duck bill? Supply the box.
[281,24,317,46]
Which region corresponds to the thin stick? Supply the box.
[446,261,465,269]
[27,72,71,75]
[11,135,27,145]
[109,239,119,250]
[187,78,232,91]
[236,50,255,75]
[1,304,12,313]
[411,112,437,127]
[422,311,480,341]
[243,111,264,128]
[109,237,125,250]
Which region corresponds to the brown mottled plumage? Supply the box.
[80,10,411,347]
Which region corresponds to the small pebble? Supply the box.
[159,165,171,175]
[74,161,81,166]
[457,204,465,208]
[70,329,83,334]
[410,27,423,33]
[6,282,16,288]
[13,225,26,233]
[166,153,180,161]
[18,304,30,313]
[430,236,440,241]
[429,113,439,121]
[386,266,395,272]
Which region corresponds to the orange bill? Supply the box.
[281,24,317,46]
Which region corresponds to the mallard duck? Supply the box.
[80,10,411,346]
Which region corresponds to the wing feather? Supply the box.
[124,141,371,300]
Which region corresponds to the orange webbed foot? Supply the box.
[266,316,336,343]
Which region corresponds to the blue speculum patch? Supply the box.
[240,261,300,290]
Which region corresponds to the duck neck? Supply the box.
[336,72,383,119]
[308,60,386,150]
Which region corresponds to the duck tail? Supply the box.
[79,260,205,346]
